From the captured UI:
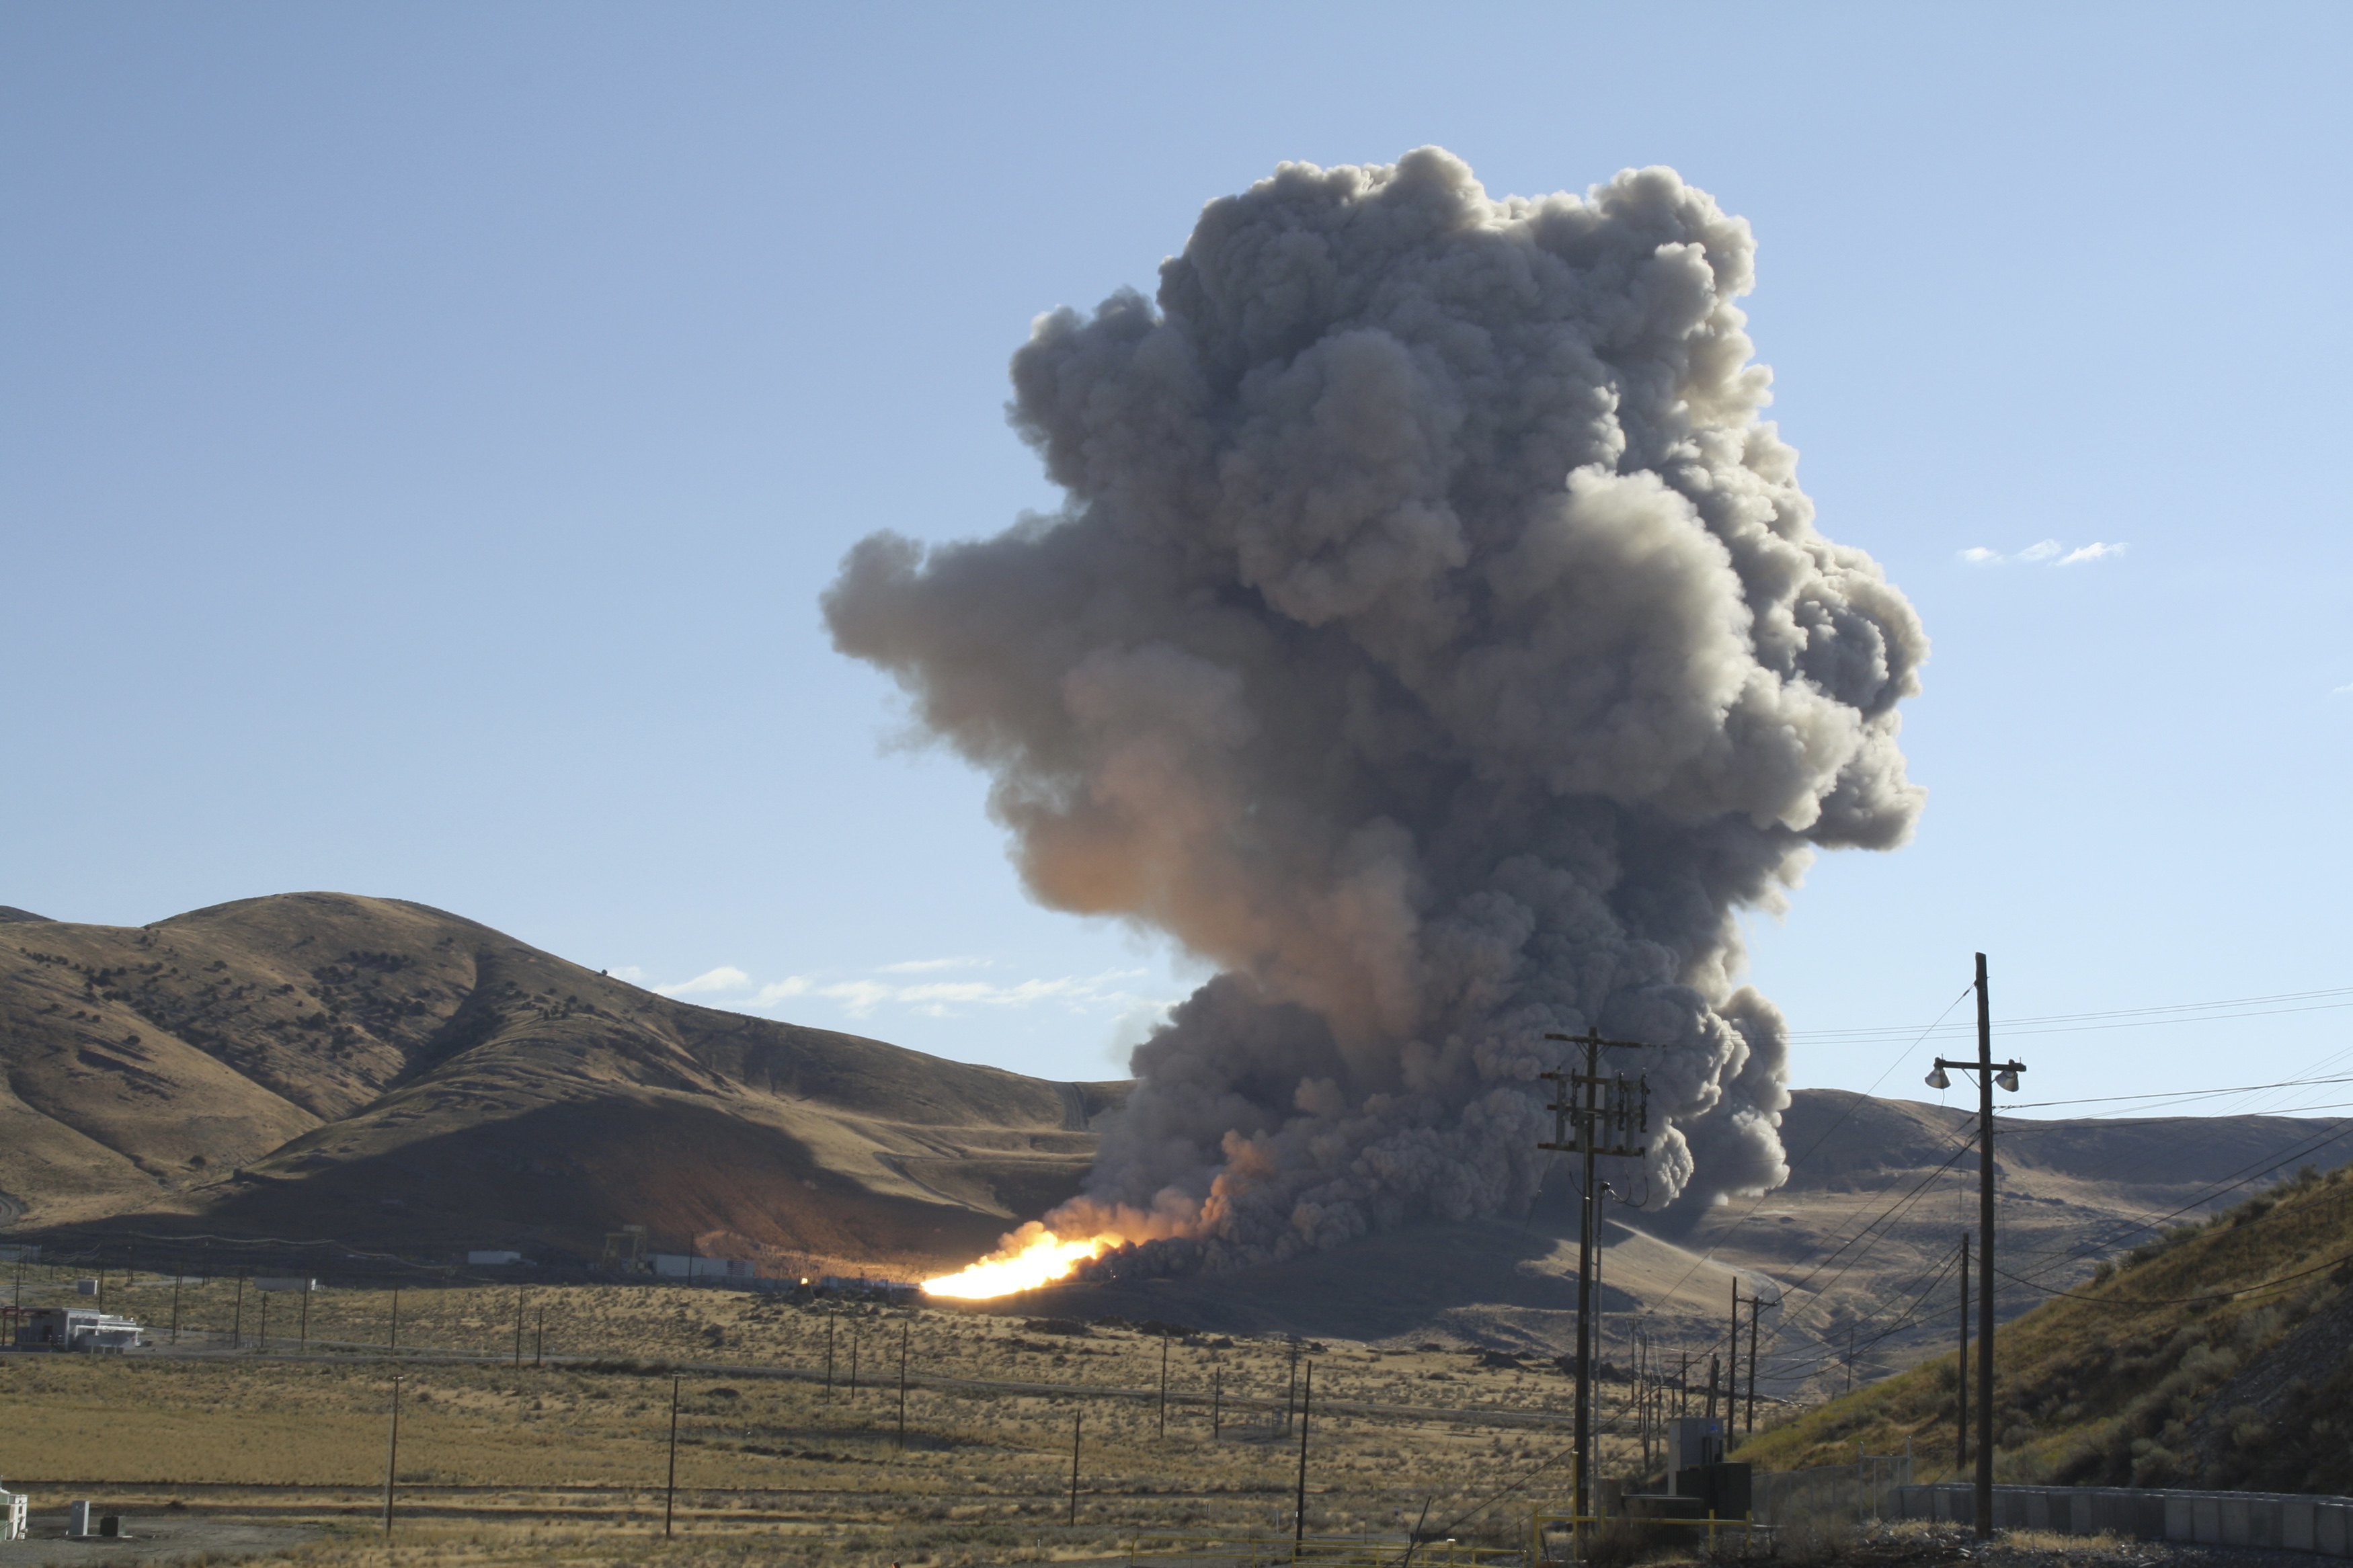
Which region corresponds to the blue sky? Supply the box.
[5,3,2348,1116]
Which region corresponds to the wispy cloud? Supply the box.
[807,980,893,1016]
[633,958,1171,1025]
[1959,539,2128,568]
[2333,682,2353,698]
[656,965,750,997]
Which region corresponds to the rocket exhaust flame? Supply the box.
[920,1225,1121,1301]
[832,149,1927,1276]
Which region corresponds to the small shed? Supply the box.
[11,1307,144,1352]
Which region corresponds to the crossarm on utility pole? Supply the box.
[1540,1028,1661,1532]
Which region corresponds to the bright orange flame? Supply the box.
[921,1226,1117,1300]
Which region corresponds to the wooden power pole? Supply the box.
[1957,1233,1970,1470]
[1293,1360,1314,1549]
[1745,1290,1761,1434]
[1929,952,2026,1538]
[1539,1027,1656,1528]
[381,1374,403,1536]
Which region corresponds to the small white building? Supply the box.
[466,1250,528,1267]
[12,1307,144,1352]
[252,1276,318,1292]
[1,1479,27,1543]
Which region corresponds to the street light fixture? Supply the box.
[1924,1065,1950,1090]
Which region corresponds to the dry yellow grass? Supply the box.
[1732,1163,2353,1493]
[0,1277,1638,1564]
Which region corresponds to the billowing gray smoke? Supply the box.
[824,149,1926,1269]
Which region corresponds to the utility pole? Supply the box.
[1068,1409,1082,1526]
[1927,952,2026,1538]
[1746,1291,1761,1434]
[1706,1354,1720,1421]
[1158,1332,1170,1438]
[664,1374,680,1538]
[1957,1233,1970,1471]
[825,1309,836,1398]
[535,1305,545,1367]
[896,1321,909,1449]
[849,1319,860,1402]
[258,1293,269,1353]
[1726,1281,1739,1438]
[513,1288,526,1368]
[1540,1026,1656,1526]
[389,1287,400,1355]
[382,1374,403,1536]
[299,1287,309,1352]
[1212,1369,1222,1438]
[1293,1360,1314,1551]
[1283,1341,1299,1434]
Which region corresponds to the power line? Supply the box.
[1994,1247,2353,1310]
[1998,1114,2353,1290]
[1742,1133,1979,1371]
[1619,986,1978,1347]
[1788,984,2353,1044]
[1416,992,1975,1544]
[1767,1241,1964,1384]
[2003,1073,2353,1113]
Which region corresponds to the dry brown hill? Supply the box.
[0,892,1120,1270]
[5,891,2343,1380]
[1008,1091,2349,1390]
[1739,1161,2353,1496]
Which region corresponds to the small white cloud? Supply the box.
[749,977,812,1007]
[2333,682,2353,698]
[875,956,989,974]
[608,965,647,984]
[1962,540,2130,570]
[656,965,751,997]
[814,980,892,1016]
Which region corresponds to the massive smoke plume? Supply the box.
[824,149,1926,1268]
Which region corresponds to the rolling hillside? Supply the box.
[1736,1161,2353,1496]
[4,891,2344,1384]
[0,893,1121,1271]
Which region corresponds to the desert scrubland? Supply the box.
[1,1274,1627,1565]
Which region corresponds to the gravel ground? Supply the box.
[0,1509,323,1566]
[1773,1521,2329,1568]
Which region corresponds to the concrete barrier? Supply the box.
[1884,1484,2353,1557]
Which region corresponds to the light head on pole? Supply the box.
[1995,1067,2020,1093]
[1924,1065,1950,1090]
